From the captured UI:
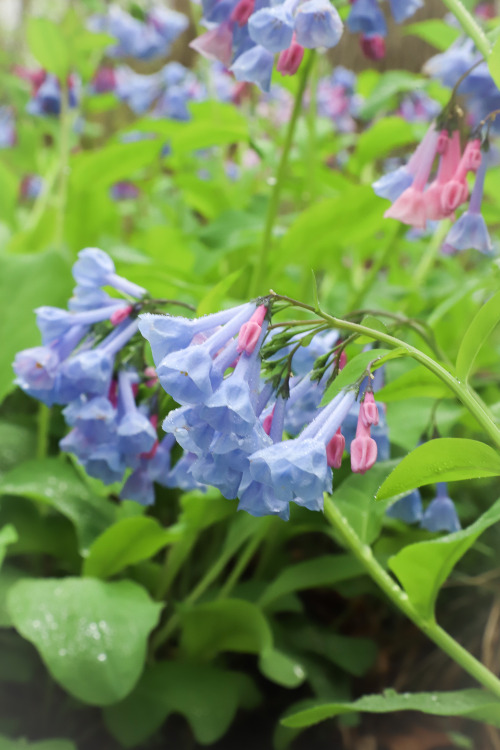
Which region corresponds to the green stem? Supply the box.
[56,81,71,246]
[217,530,264,600]
[324,496,500,699]
[248,52,315,298]
[441,0,490,58]
[36,404,51,460]
[271,294,500,450]
[413,220,450,289]
[349,225,402,311]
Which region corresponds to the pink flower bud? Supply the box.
[361,392,379,427]
[262,408,274,436]
[326,428,345,469]
[276,37,305,76]
[110,305,133,326]
[463,139,481,171]
[237,305,267,354]
[350,435,378,474]
[360,34,386,60]
[230,0,255,26]
[108,379,118,408]
[140,439,159,460]
[338,350,347,370]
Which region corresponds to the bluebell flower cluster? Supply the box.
[15,68,80,118]
[317,67,362,133]
[89,4,188,61]
[387,482,461,533]
[15,251,395,516]
[190,0,344,92]
[12,248,200,504]
[347,0,422,60]
[373,110,494,254]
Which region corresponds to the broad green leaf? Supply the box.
[404,20,461,50]
[456,290,500,382]
[180,599,272,658]
[488,36,500,90]
[358,72,425,120]
[388,497,500,620]
[0,565,31,627]
[258,555,364,608]
[285,625,376,677]
[26,17,69,77]
[376,366,452,401]
[0,251,72,404]
[179,488,234,531]
[258,648,306,688]
[350,118,414,174]
[376,439,500,501]
[320,350,392,405]
[196,268,243,316]
[0,737,76,750]
[83,517,182,579]
[71,141,163,191]
[0,420,37,477]
[282,688,500,729]
[104,662,259,747]
[7,578,162,706]
[0,459,115,554]
[0,526,17,571]
[330,461,399,544]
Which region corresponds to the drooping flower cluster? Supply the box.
[373,119,493,255]
[15,68,80,118]
[190,0,344,92]
[89,4,188,62]
[347,0,423,61]
[317,67,362,133]
[12,248,200,504]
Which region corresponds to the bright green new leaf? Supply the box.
[71,141,163,191]
[320,350,392,406]
[258,555,364,609]
[0,459,115,554]
[388,497,500,620]
[197,268,243,316]
[456,289,500,382]
[282,688,500,729]
[404,20,461,50]
[26,17,69,77]
[258,648,306,688]
[180,598,272,658]
[7,578,162,706]
[83,517,182,579]
[376,366,452,402]
[376,439,500,501]
[104,662,259,747]
[350,118,414,174]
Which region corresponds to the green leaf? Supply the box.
[0,526,17,571]
[358,72,425,120]
[196,269,243,316]
[404,20,461,50]
[0,420,37,478]
[488,36,500,90]
[83,517,181,579]
[376,367,452,402]
[320,349,393,405]
[258,648,306,688]
[350,118,415,174]
[258,555,364,609]
[456,290,500,382]
[285,625,376,677]
[282,688,500,729]
[376,439,500,501]
[26,17,69,77]
[0,459,115,554]
[388,497,500,619]
[7,578,162,706]
[104,662,259,747]
[0,737,76,750]
[180,599,272,658]
[0,251,72,404]
[71,141,163,191]
[0,566,31,627]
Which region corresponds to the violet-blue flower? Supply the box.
[294,0,344,49]
[347,0,387,36]
[443,154,493,255]
[386,490,423,523]
[421,483,461,533]
[388,0,423,23]
[248,6,295,53]
[231,46,275,92]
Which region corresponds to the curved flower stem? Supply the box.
[36,403,51,460]
[270,293,500,450]
[441,0,490,58]
[248,52,316,298]
[324,496,500,699]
